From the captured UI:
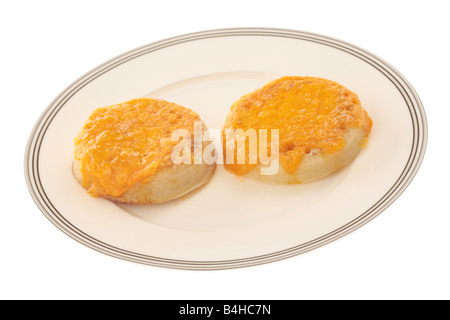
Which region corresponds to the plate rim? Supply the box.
[24,27,428,270]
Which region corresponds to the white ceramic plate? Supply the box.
[25,28,427,270]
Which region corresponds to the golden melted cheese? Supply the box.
[222,76,373,175]
[74,98,200,197]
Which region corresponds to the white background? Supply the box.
[1,0,448,300]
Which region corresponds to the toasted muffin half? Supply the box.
[222,76,373,183]
[73,98,216,204]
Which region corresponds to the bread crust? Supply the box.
[244,127,365,183]
[73,159,215,204]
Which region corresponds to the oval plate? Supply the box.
[25,28,427,270]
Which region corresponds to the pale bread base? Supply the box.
[244,127,366,184]
[73,160,216,204]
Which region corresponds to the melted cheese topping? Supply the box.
[74,98,200,197]
[222,76,373,175]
